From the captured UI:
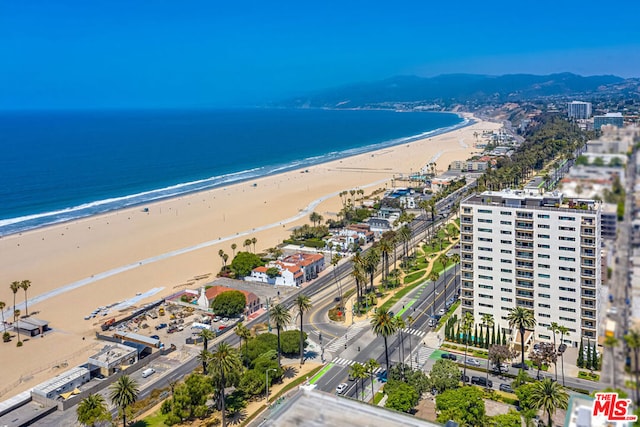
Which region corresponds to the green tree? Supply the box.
[487,410,522,427]
[624,329,640,405]
[9,281,20,317]
[76,394,111,426]
[309,212,323,227]
[488,345,515,376]
[211,290,247,317]
[209,342,242,427]
[365,358,380,399]
[230,251,263,277]
[604,336,619,387]
[165,373,214,424]
[349,363,367,401]
[436,386,486,426]
[557,325,569,386]
[109,375,139,427]
[199,328,215,352]
[294,294,312,366]
[279,330,307,355]
[385,380,419,413]
[370,307,397,373]
[482,314,494,350]
[460,312,474,384]
[529,378,569,427]
[265,267,280,278]
[269,303,291,367]
[20,280,31,317]
[548,322,560,381]
[507,307,536,369]
[577,337,584,368]
[234,322,251,367]
[428,359,461,393]
[198,349,212,374]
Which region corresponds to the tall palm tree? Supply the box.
[198,349,212,374]
[200,328,215,352]
[109,375,139,427]
[295,295,312,366]
[349,362,367,401]
[557,325,569,386]
[481,313,494,386]
[604,335,619,388]
[440,254,451,301]
[529,378,569,427]
[77,393,111,426]
[231,243,237,257]
[331,254,343,310]
[351,260,366,313]
[363,248,380,294]
[399,225,412,260]
[378,238,393,284]
[428,271,439,316]
[209,342,242,427]
[0,301,6,333]
[548,322,560,381]
[460,312,474,384]
[269,303,291,367]
[370,308,397,373]
[450,253,460,295]
[20,280,31,317]
[234,322,251,367]
[393,316,406,370]
[365,358,380,400]
[243,239,252,251]
[10,281,20,316]
[507,307,536,370]
[251,237,257,253]
[624,329,640,406]
[14,309,21,345]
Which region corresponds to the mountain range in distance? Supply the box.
[281,72,640,109]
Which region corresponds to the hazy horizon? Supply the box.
[2,1,639,109]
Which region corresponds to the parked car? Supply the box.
[438,308,446,316]
[512,362,529,370]
[471,376,492,388]
[441,353,457,361]
[155,323,167,330]
[428,318,437,327]
[150,335,160,340]
[336,383,348,394]
[465,358,481,367]
[499,383,514,393]
[460,374,469,383]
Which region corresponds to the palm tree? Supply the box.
[234,322,251,367]
[10,281,20,316]
[198,349,212,374]
[331,254,343,309]
[365,358,380,400]
[351,260,366,313]
[556,325,569,386]
[604,335,619,388]
[209,342,242,427]
[529,378,569,427]
[450,253,460,295]
[269,303,291,367]
[295,295,312,366]
[507,307,536,370]
[243,239,252,251]
[0,301,6,332]
[109,375,139,427]
[349,362,367,401]
[309,212,322,227]
[548,322,560,381]
[624,329,640,406]
[460,312,474,384]
[231,243,237,257]
[251,237,257,253]
[19,280,31,317]
[378,237,393,284]
[393,316,406,371]
[399,225,412,260]
[428,271,439,316]
[440,254,451,301]
[77,393,111,426]
[481,313,494,386]
[200,328,215,352]
[370,308,397,373]
[363,248,380,294]
[14,309,21,345]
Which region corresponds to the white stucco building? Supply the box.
[460,190,602,348]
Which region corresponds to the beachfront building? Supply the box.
[32,367,91,402]
[460,190,602,348]
[337,224,375,250]
[594,113,624,130]
[197,285,261,314]
[88,343,138,377]
[248,262,304,287]
[449,160,489,172]
[13,317,49,337]
[567,101,592,119]
[280,252,325,281]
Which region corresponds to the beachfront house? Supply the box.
[197,285,261,315]
[248,262,304,287]
[280,252,325,281]
[337,224,374,248]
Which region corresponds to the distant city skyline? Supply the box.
[2,1,639,109]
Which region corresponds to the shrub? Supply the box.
[3,332,10,342]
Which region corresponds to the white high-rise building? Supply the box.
[567,101,592,119]
[459,189,601,348]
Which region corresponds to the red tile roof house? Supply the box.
[248,263,304,287]
[197,285,261,314]
[280,252,325,282]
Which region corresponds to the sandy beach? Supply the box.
[0,113,501,397]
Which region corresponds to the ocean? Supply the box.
[0,108,465,236]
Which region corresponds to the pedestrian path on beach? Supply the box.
[3,179,390,318]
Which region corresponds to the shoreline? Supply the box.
[0,112,470,237]
[0,113,501,398]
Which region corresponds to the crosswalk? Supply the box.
[331,357,385,373]
[324,322,368,352]
[413,345,437,368]
[403,327,426,338]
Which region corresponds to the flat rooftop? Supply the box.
[113,332,160,347]
[33,367,89,395]
[89,343,137,364]
[257,388,442,427]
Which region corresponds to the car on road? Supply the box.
[150,335,160,340]
[155,323,167,330]
[438,308,446,316]
[465,358,481,367]
[512,362,529,370]
[428,318,437,327]
[460,374,469,383]
[499,383,514,393]
[441,353,457,361]
[336,383,348,394]
[471,376,492,388]
[142,368,156,378]
[377,371,388,383]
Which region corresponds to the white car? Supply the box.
[438,308,446,316]
[466,358,481,367]
[336,383,348,394]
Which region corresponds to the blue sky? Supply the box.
[2,1,639,109]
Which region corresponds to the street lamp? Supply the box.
[266,368,277,405]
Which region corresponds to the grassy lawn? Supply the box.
[380,280,427,312]
[138,412,169,427]
[403,270,425,284]
[373,391,384,405]
[578,371,600,381]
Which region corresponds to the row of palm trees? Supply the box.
[2,280,32,346]
[348,359,380,401]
